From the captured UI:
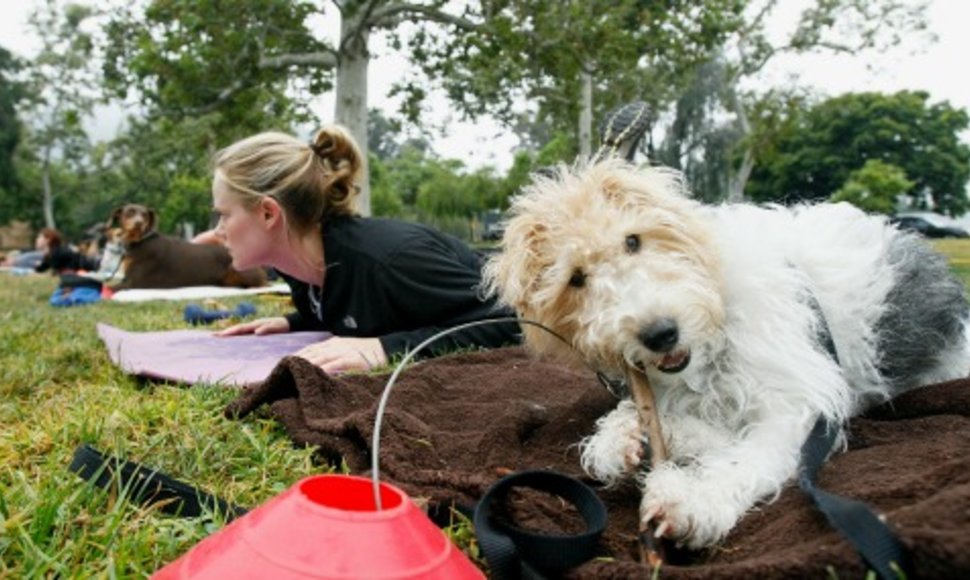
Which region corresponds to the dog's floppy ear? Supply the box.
[107,206,123,229]
[146,208,157,232]
[482,216,548,314]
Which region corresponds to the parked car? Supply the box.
[889,216,970,239]
[481,209,506,241]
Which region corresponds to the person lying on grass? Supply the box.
[210,124,521,373]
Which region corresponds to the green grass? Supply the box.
[0,275,323,576]
[3,238,969,576]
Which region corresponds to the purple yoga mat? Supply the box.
[97,323,331,387]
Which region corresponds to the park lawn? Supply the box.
[933,238,970,286]
[0,275,324,576]
[2,237,970,576]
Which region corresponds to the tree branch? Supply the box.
[367,3,479,31]
[258,51,338,69]
[165,78,250,117]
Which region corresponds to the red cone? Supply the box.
[153,474,484,579]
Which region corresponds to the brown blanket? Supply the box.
[226,347,970,579]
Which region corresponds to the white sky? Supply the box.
[0,0,966,172]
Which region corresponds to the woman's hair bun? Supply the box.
[310,125,363,205]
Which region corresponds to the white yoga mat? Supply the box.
[110,283,291,303]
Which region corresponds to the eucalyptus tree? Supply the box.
[684,0,932,201]
[19,0,100,230]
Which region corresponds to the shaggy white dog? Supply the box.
[483,159,970,549]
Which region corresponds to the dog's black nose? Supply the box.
[639,319,679,353]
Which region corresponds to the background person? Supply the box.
[34,228,97,275]
[211,125,520,373]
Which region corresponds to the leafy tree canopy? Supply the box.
[103,0,327,137]
[830,159,913,215]
[405,0,745,161]
[746,90,970,216]
[0,45,25,216]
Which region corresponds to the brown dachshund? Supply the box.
[108,204,267,290]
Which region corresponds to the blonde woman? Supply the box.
[212,125,520,373]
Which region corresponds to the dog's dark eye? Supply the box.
[568,269,587,288]
[625,234,641,254]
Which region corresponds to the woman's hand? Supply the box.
[295,337,387,374]
[214,316,290,337]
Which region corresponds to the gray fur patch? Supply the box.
[875,234,969,389]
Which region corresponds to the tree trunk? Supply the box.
[725,84,751,203]
[578,67,593,160]
[729,146,755,203]
[41,149,56,230]
[335,15,371,216]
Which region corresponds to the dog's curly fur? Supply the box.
[483,159,970,549]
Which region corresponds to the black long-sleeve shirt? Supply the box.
[280,215,521,359]
[35,247,97,274]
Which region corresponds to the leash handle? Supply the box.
[472,470,607,580]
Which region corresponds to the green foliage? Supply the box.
[831,159,913,215]
[655,0,932,202]
[103,0,327,135]
[369,155,406,217]
[0,45,23,196]
[746,91,970,216]
[92,0,334,233]
[408,0,745,152]
[18,0,101,229]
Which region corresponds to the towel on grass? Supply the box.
[226,347,970,579]
[98,323,330,387]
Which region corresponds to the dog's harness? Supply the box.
[123,230,159,249]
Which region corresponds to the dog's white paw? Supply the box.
[580,400,646,484]
[640,466,740,550]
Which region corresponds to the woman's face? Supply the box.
[35,233,49,252]
[212,173,274,271]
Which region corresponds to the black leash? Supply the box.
[798,418,909,579]
[68,444,248,521]
[471,470,607,580]
[804,291,910,579]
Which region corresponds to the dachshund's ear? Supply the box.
[107,206,123,228]
[146,208,157,232]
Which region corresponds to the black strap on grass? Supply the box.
[472,470,607,580]
[68,444,248,521]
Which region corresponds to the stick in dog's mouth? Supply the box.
[626,367,668,566]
